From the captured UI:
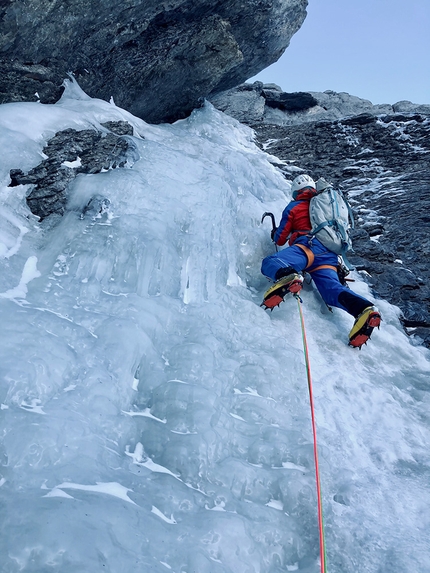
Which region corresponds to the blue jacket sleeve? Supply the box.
[274,201,296,246]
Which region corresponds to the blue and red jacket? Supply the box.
[274,187,317,246]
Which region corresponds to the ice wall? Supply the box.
[1,82,430,573]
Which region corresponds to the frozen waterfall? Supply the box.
[1,81,430,573]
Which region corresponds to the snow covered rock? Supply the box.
[0,0,308,123]
[208,82,268,123]
[209,81,319,123]
[393,101,430,115]
[210,82,402,125]
[9,121,135,219]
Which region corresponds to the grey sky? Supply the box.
[250,0,430,105]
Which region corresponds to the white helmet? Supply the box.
[291,174,315,197]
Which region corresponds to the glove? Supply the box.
[271,228,277,242]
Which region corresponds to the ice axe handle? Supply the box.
[261,212,276,230]
[261,212,278,251]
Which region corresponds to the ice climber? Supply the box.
[261,174,381,348]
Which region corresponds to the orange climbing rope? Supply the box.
[295,294,327,573]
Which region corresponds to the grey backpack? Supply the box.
[309,179,355,266]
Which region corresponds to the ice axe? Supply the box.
[261,212,278,251]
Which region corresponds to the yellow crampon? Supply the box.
[348,306,381,348]
[261,273,304,310]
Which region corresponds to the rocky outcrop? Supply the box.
[209,82,429,125]
[0,0,308,123]
[9,121,135,220]
[250,112,430,347]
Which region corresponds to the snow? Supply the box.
[45,481,136,504]
[1,79,430,573]
[151,505,178,524]
[61,157,82,168]
[0,255,41,300]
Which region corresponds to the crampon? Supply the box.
[261,274,304,310]
[348,307,381,348]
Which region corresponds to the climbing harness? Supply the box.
[294,294,328,573]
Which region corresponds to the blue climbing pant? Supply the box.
[261,236,372,317]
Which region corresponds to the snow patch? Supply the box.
[50,482,136,504]
[61,157,82,168]
[0,256,41,300]
[151,506,177,524]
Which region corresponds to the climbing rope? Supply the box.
[294,294,327,573]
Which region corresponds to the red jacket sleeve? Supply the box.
[274,199,313,246]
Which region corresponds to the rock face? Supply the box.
[9,121,135,219]
[0,0,308,123]
[209,82,430,125]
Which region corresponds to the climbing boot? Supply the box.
[261,273,303,310]
[348,306,381,348]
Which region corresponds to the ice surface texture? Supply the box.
[1,80,430,573]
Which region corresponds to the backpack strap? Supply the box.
[310,218,350,249]
[338,191,355,268]
[341,191,355,230]
[340,250,355,271]
[310,220,334,236]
